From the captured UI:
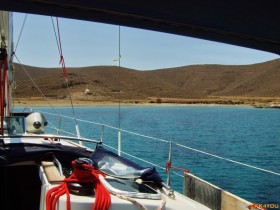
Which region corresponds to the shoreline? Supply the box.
[12,96,280,108]
[12,98,260,107]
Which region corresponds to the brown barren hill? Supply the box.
[12,59,280,105]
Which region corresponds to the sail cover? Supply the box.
[0,0,280,55]
[90,146,163,187]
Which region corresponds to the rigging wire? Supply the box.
[51,17,60,54]
[13,54,60,116]
[118,26,121,130]
[54,17,68,78]
[115,25,122,156]
[113,26,122,129]
[52,17,81,138]
[14,14,28,54]
[11,14,64,128]
[6,13,28,113]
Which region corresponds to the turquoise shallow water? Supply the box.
[16,105,280,206]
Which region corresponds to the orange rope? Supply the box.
[166,161,190,173]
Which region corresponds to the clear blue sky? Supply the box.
[13,12,279,71]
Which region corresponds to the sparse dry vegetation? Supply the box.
[12,59,280,107]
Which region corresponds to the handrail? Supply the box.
[46,123,182,177]
[2,134,101,145]
[38,110,280,177]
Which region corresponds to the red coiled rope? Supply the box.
[46,160,111,210]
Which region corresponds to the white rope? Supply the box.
[111,192,147,210]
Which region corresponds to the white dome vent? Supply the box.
[26,112,48,134]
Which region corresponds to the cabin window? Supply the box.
[4,116,26,134]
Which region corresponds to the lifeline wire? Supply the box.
[39,110,280,177]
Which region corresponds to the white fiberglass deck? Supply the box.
[34,138,210,210]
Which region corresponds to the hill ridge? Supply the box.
[13,59,280,104]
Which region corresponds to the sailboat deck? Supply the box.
[40,164,211,210]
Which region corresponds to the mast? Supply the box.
[0,11,13,134]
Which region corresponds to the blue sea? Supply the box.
[16,105,280,206]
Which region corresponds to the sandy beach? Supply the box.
[12,96,280,107]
